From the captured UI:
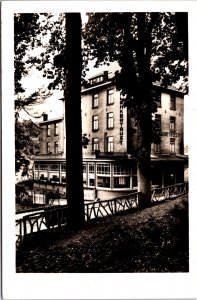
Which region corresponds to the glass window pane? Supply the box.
[97,176,110,188]
[97,163,111,174]
[114,177,130,188]
[107,89,114,105]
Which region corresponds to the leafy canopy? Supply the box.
[83,13,188,144]
[83,13,188,94]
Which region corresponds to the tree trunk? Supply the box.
[65,13,85,230]
[135,13,153,207]
[137,150,152,208]
[136,88,153,207]
[122,13,152,207]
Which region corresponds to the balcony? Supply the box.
[95,151,127,159]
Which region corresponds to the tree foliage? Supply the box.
[15,118,41,173]
[83,13,188,100]
[14,13,90,178]
[14,13,53,173]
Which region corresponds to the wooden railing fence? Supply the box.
[151,182,188,202]
[16,182,188,245]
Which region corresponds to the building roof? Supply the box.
[81,80,113,94]
[151,154,188,162]
[38,117,63,125]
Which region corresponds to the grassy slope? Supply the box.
[16,195,189,273]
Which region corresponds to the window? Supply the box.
[155,114,161,130]
[97,163,111,175]
[89,163,95,173]
[39,164,48,171]
[61,176,66,183]
[107,112,114,129]
[89,178,95,186]
[54,141,58,153]
[50,175,59,182]
[90,75,104,85]
[49,164,59,171]
[92,93,99,108]
[170,138,175,154]
[89,163,95,186]
[170,95,176,110]
[113,163,130,189]
[107,136,114,152]
[154,143,161,153]
[47,142,50,153]
[156,93,161,108]
[61,163,66,172]
[114,177,130,188]
[170,116,176,131]
[46,124,50,136]
[114,164,129,175]
[107,89,114,105]
[34,163,39,170]
[83,163,87,173]
[34,173,39,180]
[97,176,110,188]
[83,163,87,185]
[96,163,111,188]
[54,123,59,135]
[92,138,99,151]
[92,115,99,131]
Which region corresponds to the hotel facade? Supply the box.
[33,69,188,202]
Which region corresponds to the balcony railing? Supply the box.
[34,152,65,159]
[95,151,127,159]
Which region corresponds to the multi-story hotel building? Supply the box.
[33,69,188,202]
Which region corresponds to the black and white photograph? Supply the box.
[2,1,197,299]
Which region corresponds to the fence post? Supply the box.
[137,192,142,207]
[23,217,27,241]
[114,199,117,214]
[19,220,22,242]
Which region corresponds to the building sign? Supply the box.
[160,131,180,137]
[120,103,124,144]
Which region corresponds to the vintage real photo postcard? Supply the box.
[1,1,197,299]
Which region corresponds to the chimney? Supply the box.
[43,113,48,121]
[103,71,108,82]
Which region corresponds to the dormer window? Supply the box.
[90,75,104,85]
[89,71,108,86]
